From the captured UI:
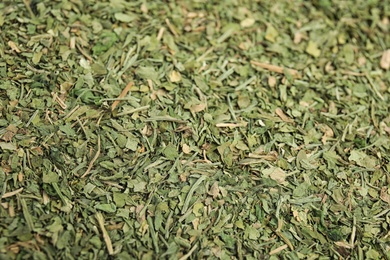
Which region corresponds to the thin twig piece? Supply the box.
[111,81,134,111]
[275,107,294,123]
[1,188,24,199]
[179,244,198,260]
[340,70,366,76]
[76,44,93,62]
[157,27,165,41]
[95,212,114,255]
[51,92,67,109]
[63,105,80,119]
[216,121,248,128]
[21,197,34,231]
[165,19,178,37]
[81,135,100,178]
[250,60,301,78]
[23,0,35,18]
[269,244,288,255]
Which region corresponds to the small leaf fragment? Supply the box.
[169,70,182,82]
[306,41,321,57]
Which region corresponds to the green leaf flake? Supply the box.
[115,13,137,23]
[95,203,117,213]
[162,144,179,160]
[306,41,321,57]
[265,24,279,43]
[245,226,260,240]
[349,150,377,169]
[42,171,59,183]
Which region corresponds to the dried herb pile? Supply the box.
[0,0,390,259]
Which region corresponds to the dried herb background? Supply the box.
[0,0,390,259]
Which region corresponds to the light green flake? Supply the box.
[306,41,321,57]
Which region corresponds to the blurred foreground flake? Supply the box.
[306,41,321,57]
[265,24,278,42]
[136,66,159,82]
[115,13,137,23]
[380,49,390,69]
[169,70,181,82]
[0,142,17,150]
[240,18,255,28]
[8,41,21,53]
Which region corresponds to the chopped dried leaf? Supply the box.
[0,0,389,259]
